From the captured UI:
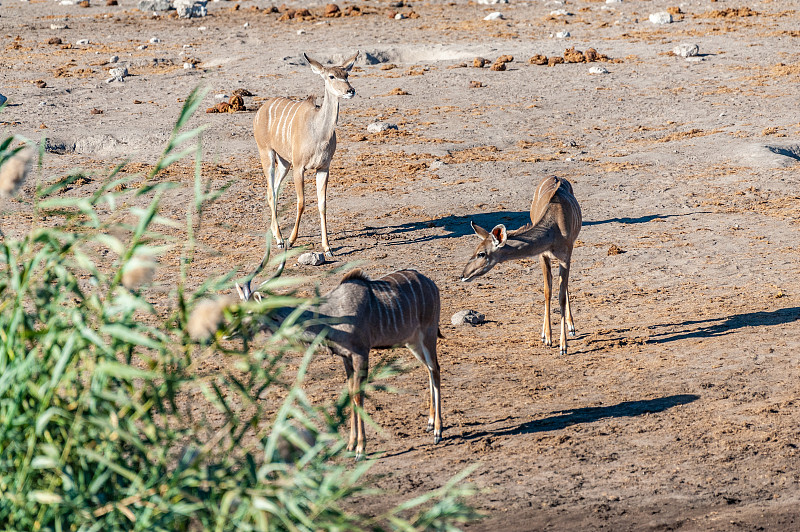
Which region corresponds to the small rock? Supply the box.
[685,56,704,63]
[109,55,119,63]
[137,44,148,50]
[394,12,405,19]
[214,93,228,100]
[50,24,68,30]
[484,11,504,20]
[105,66,128,83]
[367,122,398,133]
[297,252,325,266]
[35,80,47,88]
[47,37,62,45]
[649,12,672,24]
[554,30,571,38]
[175,0,207,17]
[243,22,249,28]
[478,0,508,3]
[550,9,570,16]
[0,94,6,107]
[606,0,622,3]
[76,39,90,45]
[297,29,306,35]
[589,66,609,74]
[673,43,699,57]
[149,37,160,43]
[183,62,195,69]
[451,309,485,326]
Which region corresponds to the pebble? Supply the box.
[183,62,195,69]
[137,44,148,50]
[484,12,504,20]
[149,37,160,43]
[136,0,170,10]
[175,0,208,18]
[649,12,672,24]
[478,0,508,3]
[451,309,485,326]
[367,122,398,133]
[297,29,306,35]
[606,0,622,3]
[589,66,609,74]
[686,56,704,63]
[76,39,90,45]
[243,22,249,28]
[50,23,68,30]
[550,9,570,16]
[109,55,119,63]
[297,252,325,266]
[395,13,406,19]
[0,94,6,107]
[105,66,128,83]
[214,93,228,100]
[554,30,571,38]
[673,43,699,57]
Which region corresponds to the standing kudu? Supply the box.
[461,176,582,355]
[237,264,443,461]
[253,51,359,257]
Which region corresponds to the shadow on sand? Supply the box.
[646,307,800,345]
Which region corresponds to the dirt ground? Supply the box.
[3,0,800,529]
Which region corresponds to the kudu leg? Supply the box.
[407,332,442,444]
[260,149,283,247]
[350,353,369,460]
[540,255,553,347]
[288,166,305,247]
[342,357,357,453]
[557,263,571,355]
[315,169,333,257]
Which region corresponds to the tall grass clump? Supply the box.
[0,89,478,531]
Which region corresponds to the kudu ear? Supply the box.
[471,220,491,239]
[235,283,246,301]
[490,224,507,248]
[253,292,263,303]
[342,51,359,71]
[304,53,324,74]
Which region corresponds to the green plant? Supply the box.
[0,89,478,531]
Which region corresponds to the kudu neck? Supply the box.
[496,224,556,262]
[314,88,341,133]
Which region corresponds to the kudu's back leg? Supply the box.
[540,255,553,347]
[288,166,306,247]
[407,330,442,444]
[557,262,571,355]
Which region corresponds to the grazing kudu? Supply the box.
[253,51,359,258]
[236,264,443,461]
[461,176,582,355]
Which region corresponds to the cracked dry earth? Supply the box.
[3,0,800,529]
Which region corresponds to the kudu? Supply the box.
[461,176,582,355]
[236,261,443,461]
[253,51,359,258]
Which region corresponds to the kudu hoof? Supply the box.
[433,431,442,445]
[425,421,434,433]
[324,249,334,259]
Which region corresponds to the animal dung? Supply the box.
[469,80,484,88]
[607,244,626,256]
[529,54,548,65]
[473,57,487,68]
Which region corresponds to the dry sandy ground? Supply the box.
[3,0,800,529]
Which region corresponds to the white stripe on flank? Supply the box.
[267,99,280,131]
[286,102,302,146]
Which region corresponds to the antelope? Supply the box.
[236,262,443,461]
[461,175,582,355]
[253,51,359,258]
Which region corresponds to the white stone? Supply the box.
[550,9,570,16]
[183,62,195,69]
[214,93,228,100]
[50,23,67,29]
[555,30,570,38]
[297,29,306,35]
[109,55,119,63]
[649,12,672,24]
[175,0,207,18]
[149,37,160,43]
[76,39,90,45]
[606,0,622,3]
[484,11,504,20]
[478,0,508,4]
[297,252,325,266]
[673,43,699,57]
[589,66,609,74]
[137,44,148,50]
[395,13,405,19]
[243,22,249,28]
[367,122,398,133]
[451,309,485,326]
[685,56,704,63]
[136,0,170,10]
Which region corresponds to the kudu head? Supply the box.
[460,221,508,282]
[235,249,286,303]
[304,52,359,100]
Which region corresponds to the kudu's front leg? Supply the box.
[315,169,333,257]
[540,255,553,347]
[557,263,571,355]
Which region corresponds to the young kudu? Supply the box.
[253,51,359,258]
[236,264,443,461]
[461,176,582,355]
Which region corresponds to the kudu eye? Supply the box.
[477,251,486,259]
[328,75,334,79]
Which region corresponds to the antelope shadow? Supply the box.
[456,394,699,440]
[582,211,711,226]
[646,306,800,345]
